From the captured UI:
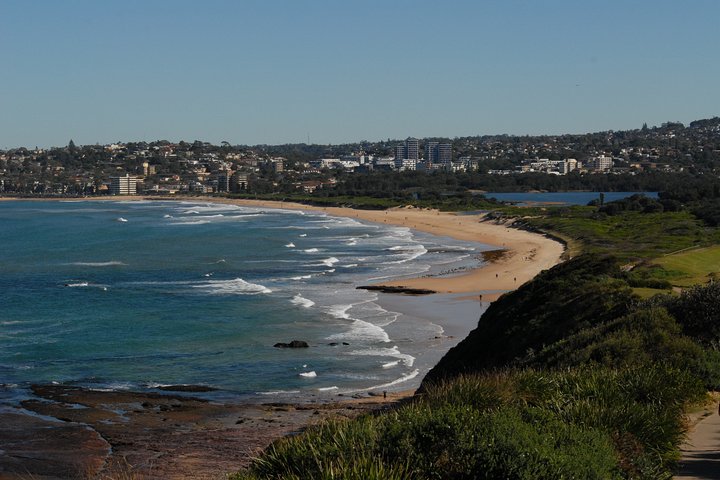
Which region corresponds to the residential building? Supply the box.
[425,142,439,163]
[425,142,452,166]
[586,155,613,172]
[395,137,420,162]
[217,171,231,192]
[109,174,137,195]
[231,172,249,192]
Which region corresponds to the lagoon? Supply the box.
[485,191,659,206]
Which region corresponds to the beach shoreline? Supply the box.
[182,196,566,301]
[0,195,565,479]
[1,195,565,301]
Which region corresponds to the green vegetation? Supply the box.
[520,208,720,263]
[649,246,720,287]
[234,256,720,479]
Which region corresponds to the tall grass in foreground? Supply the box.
[233,365,703,479]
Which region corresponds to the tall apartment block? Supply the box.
[425,142,452,166]
[395,137,419,161]
[109,174,137,195]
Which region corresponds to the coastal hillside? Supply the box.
[235,254,720,479]
[422,255,635,382]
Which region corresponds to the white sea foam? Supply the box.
[299,371,317,378]
[321,257,339,267]
[299,233,307,237]
[350,346,415,367]
[65,282,89,287]
[258,390,301,396]
[116,217,128,222]
[291,294,315,308]
[389,244,428,264]
[163,214,173,218]
[318,386,338,391]
[168,219,213,225]
[68,261,126,267]
[290,275,313,280]
[382,360,400,369]
[285,242,295,248]
[362,369,420,391]
[303,248,320,253]
[342,264,358,268]
[326,318,391,343]
[327,305,353,320]
[192,278,272,295]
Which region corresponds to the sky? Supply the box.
[1,0,719,148]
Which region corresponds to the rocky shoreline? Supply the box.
[0,385,408,480]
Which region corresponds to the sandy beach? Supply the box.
[188,197,566,301]
[0,195,565,479]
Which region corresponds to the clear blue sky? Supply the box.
[1,0,718,148]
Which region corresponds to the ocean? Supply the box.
[0,200,489,404]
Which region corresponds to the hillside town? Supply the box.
[1,118,719,196]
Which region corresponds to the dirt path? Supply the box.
[675,405,720,479]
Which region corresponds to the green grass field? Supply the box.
[652,245,720,287]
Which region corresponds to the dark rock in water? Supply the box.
[157,385,217,393]
[342,342,350,345]
[328,342,350,346]
[357,285,436,295]
[274,340,309,348]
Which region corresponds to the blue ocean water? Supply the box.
[0,200,487,403]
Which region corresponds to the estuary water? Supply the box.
[485,191,659,206]
[0,200,489,403]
